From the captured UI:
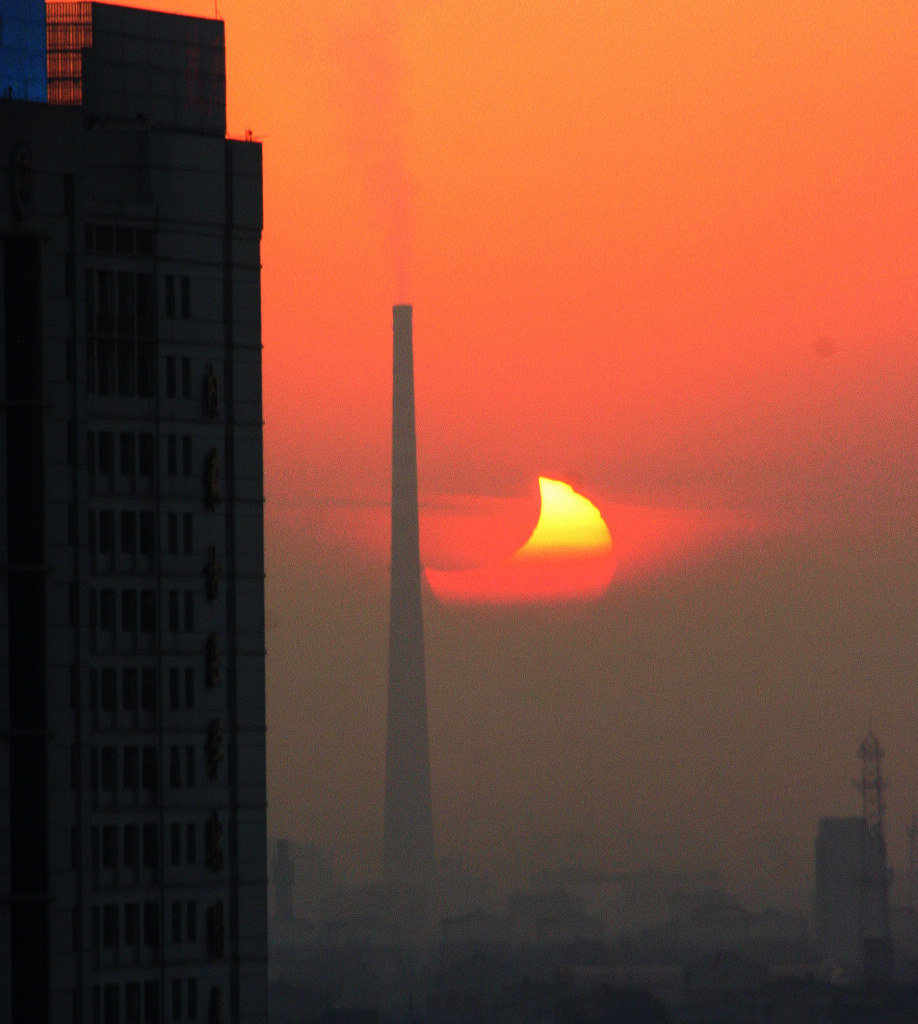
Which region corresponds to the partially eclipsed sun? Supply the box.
[425,477,615,605]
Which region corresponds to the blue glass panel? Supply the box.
[0,0,47,102]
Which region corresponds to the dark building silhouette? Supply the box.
[1,4,266,1021]
[383,304,436,932]
[813,731,894,982]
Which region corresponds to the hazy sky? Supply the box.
[121,1,918,901]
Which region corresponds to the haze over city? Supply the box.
[114,0,918,900]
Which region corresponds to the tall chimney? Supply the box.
[383,305,435,925]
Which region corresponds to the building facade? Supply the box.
[813,815,892,979]
[0,4,266,1021]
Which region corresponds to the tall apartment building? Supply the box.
[1,3,267,1022]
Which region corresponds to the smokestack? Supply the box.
[383,305,435,927]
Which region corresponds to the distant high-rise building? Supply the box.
[383,304,436,933]
[814,816,869,969]
[1,4,266,1021]
[813,729,894,981]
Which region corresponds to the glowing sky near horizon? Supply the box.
[108,0,918,892]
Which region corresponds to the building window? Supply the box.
[142,747,157,791]
[138,340,155,396]
[144,981,159,1024]
[123,668,138,711]
[166,356,176,398]
[169,668,181,710]
[139,511,155,557]
[99,589,116,632]
[98,338,115,395]
[120,432,135,475]
[171,823,182,866]
[185,668,195,709]
[142,668,157,713]
[168,435,177,476]
[98,511,114,555]
[97,269,114,329]
[103,982,118,1024]
[182,357,191,398]
[186,825,197,866]
[102,826,117,869]
[143,903,159,947]
[124,825,139,868]
[169,591,179,632]
[140,590,156,633]
[171,902,182,944]
[172,978,183,1020]
[103,905,118,949]
[137,272,154,330]
[180,275,190,319]
[182,435,192,477]
[142,824,158,869]
[184,591,194,632]
[170,747,182,789]
[187,980,197,1020]
[165,274,175,318]
[101,747,116,790]
[98,432,114,474]
[117,337,135,395]
[123,746,138,789]
[122,589,137,632]
[100,668,116,712]
[185,745,195,787]
[183,513,193,554]
[121,510,137,554]
[139,434,154,476]
[115,227,133,255]
[125,981,141,1024]
[168,512,178,555]
[125,904,140,946]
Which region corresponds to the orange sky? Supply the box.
[191,0,918,517]
[116,1,918,897]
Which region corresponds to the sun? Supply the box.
[425,477,615,604]
[515,477,613,558]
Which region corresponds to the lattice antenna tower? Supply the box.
[853,726,893,981]
[855,728,887,836]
